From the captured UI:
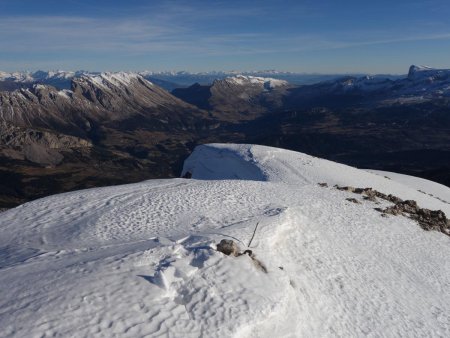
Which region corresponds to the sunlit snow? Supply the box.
[0,144,449,337]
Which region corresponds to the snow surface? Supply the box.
[1,144,449,337]
[366,169,450,206]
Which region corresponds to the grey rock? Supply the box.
[216,239,240,257]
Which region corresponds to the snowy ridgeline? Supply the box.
[0,144,449,337]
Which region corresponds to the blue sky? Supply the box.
[1,0,450,73]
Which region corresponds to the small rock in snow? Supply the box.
[216,239,240,256]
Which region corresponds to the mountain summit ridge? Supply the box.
[0,143,449,337]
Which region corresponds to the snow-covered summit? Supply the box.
[0,144,449,337]
[407,64,450,81]
[183,144,450,211]
[408,64,434,76]
[85,71,148,88]
[224,75,289,89]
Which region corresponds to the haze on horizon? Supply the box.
[1,0,450,74]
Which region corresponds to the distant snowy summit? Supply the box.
[408,64,450,81]
[78,71,150,88]
[408,65,435,76]
[223,75,289,89]
[171,74,291,118]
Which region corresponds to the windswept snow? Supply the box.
[366,169,450,206]
[0,144,449,337]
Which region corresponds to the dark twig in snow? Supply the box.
[248,222,260,248]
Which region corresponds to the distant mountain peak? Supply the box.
[223,75,289,89]
[407,65,450,82]
[408,65,434,78]
[87,72,146,87]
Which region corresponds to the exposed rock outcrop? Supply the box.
[377,200,449,234]
[335,186,403,203]
[333,185,450,236]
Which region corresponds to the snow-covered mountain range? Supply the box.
[0,144,449,337]
[0,68,399,90]
[1,65,449,99]
[0,70,91,83]
[0,70,292,87]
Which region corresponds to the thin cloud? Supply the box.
[2,14,450,57]
[0,15,181,52]
[1,1,450,72]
